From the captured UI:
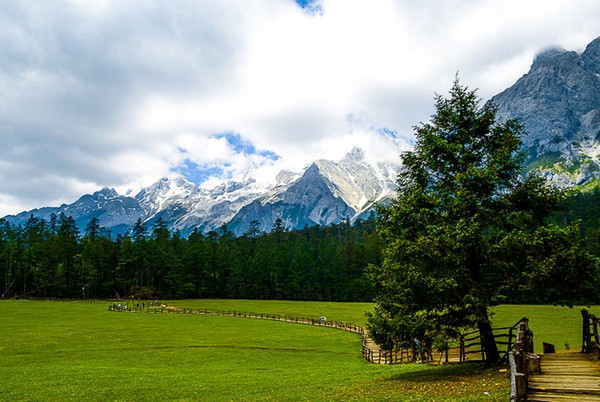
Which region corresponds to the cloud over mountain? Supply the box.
[1,1,599,215]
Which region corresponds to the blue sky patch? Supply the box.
[174,159,226,185]
[174,133,280,185]
[294,0,322,14]
[378,127,399,139]
[212,132,280,161]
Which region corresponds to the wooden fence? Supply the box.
[109,304,365,333]
[109,304,527,366]
[507,318,539,402]
[581,308,600,359]
[459,317,528,363]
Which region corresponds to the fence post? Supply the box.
[582,309,591,353]
[509,351,526,401]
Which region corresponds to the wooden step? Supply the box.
[528,391,600,401]
[528,353,600,400]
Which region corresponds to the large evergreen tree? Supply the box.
[367,79,598,366]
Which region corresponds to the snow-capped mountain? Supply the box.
[4,148,400,236]
[315,147,398,212]
[168,178,267,235]
[226,147,399,235]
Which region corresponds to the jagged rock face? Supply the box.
[171,180,264,236]
[315,147,392,210]
[4,148,400,236]
[226,148,399,235]
[226,163,357,235]
[492,36,600,185]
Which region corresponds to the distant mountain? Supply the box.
[5,188,145,235]
[492,36,600,186]
[4,147,399,236]
[227,148,397,234]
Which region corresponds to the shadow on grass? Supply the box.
[339,362,509,401]
[387,362,497,383]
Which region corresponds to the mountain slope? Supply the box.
[226,147,398,235]
[226,163,356,235]
[6,188,145,234]
[492,36,600,186]
[3,148,400,236]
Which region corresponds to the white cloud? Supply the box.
[1,0,600,216]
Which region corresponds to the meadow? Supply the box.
[0,300,592,401]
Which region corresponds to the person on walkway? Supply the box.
[413,338,422,363]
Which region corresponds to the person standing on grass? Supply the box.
[413,338,421,363]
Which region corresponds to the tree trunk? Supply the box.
[478,310,500,367]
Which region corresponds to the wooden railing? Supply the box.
[581,309,600,359]
[109,304,533,367]
[458,317,528,363]
[109,304,365,333]
[508,318,539,402]
[109,305,385,359]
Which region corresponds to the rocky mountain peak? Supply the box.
[531,47,576,69]
[344,147,367,163]
[582,36,600,74]
[94,187,119,199]
[275,170,300,186]
[492,36,600,186]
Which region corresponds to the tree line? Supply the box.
[0,186,597,305]
[0,213,382,301]
[0,190,600,303]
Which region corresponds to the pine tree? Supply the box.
[367,78,598,366]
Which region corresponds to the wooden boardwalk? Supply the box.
[528,352,600,401]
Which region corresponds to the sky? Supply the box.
[1,0,599,216]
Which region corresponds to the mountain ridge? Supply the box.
[491,36,600,186]
[4,147,400,236]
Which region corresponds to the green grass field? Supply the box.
[172,299,592,352]
[1,300,592,401]
[491,304,593,353]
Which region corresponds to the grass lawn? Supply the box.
[490,304,594,353]
[169,299,593,353]
[2,299,587,401]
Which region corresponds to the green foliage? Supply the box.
[367,78,598,365]
[0,215,380,302]
[557,187,600,257]
[526,151,562,171]
[528,152,600,178]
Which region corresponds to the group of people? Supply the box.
[111,300,161,312]
[413,338,432,363]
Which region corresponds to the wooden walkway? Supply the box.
[528,352,600,401]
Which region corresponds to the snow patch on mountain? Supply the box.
[313,147,397,214]
[4,146,400,236]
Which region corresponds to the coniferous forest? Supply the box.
[0,213,381,301]
[0,187,598,302]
